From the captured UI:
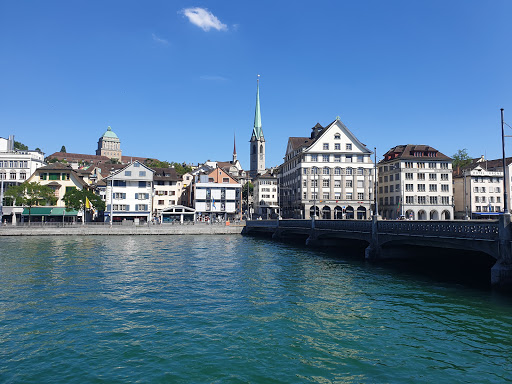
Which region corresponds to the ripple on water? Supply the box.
[0,235,511,383]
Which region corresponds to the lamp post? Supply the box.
[501,108,509,214]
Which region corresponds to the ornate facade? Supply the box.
[96,126,122,160]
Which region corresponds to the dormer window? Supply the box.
[334,134,341,140]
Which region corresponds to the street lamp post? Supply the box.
[501,108,509,214]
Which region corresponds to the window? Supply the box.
[139,171,146,177]
[334,167,341,175]
[346,168,353,175]
[405,162,413,168]
[405,173,413,180]
[346,180,352,188]
[335,192,341,199]
[357,156,363,163]
[323,193,330,200]
[323,167,330,175]
[49,173,59,180]
[441,184,449,192]
[135,193,149,200]
[136,204,148,211]
[311,180,318,187]
[406,196,414,204]
[429,174,437,181]
[335,144,340,150]
[223,178,229,183]
[312,192,318,200]
[418,196,426,204]
[441,173,449,181]
[429,184,437,192]
[417,162,425,169]
[134,163,140,167]
[418,184,425,192]
[346,143,352,150]
[406,184,413,192]
[322,179,329,187]
[346,155,352,162]
[358,180,364,188]
[10,172,16,180]
[113,180,126,187]
[323,143,329,150]
[390,185,394,192]
[357,168,364,175]
[384,186,388,193]
[390,197,394,205]
[303,192,307,199]
[417,173,425,180]
[429,162,436,169]
[430,196,438,204]
[139,181,147,188]
[335,134,341,140]
[158,200,164,205]
[346,192,353,200]
[322,155,329,162]
[334,180,341,187]
[390,175,394,181]
[125,171,131,176]
[358,192,364,200]
[20,172,26,180]
[311,154,318,162]
[312,167,318,174]
[113,193,126,199]
[440,162,449,169]
[334,155,341,162]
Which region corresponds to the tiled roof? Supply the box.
[380,144,452,163]
[47,152,110,162]
[289,137,312,150]
[151,167,180,181]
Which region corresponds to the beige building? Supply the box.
[279,117,374,219]
[253,168,279,219]
[152,167,184,215]
[96,126,122,160]
[378,145,453,220]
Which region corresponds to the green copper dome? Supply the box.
[102,126,118,139]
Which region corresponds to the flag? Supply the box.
[212,198,216,209]
[85,196,91,209]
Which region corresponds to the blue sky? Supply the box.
[1,1,511,168]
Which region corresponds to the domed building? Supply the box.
[96,126,122,160]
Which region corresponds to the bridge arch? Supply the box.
[322,206,331,219]
[309,206,320,219]
[441,210,451,220]
[406,209,415,220]
[357,206,367,220]
[430,210,439,220]
[418,210,427,220]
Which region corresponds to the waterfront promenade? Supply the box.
[0,222,244,236]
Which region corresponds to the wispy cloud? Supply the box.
[180,7,228,32]
[200,75,228,81]
[152,33,169,45]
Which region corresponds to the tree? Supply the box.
[107,158,120,164]
[242,181,253,200]
[60,145,67,153]
[170,162,193,175]
[5,182,57,224]
[63,188,106,222]
[452,149,472,172]
[145,158,171,168]
[35,147,42,153]
[14,141,28,151]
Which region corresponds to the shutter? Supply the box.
[135,193,138,199]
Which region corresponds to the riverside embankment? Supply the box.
[0,223,244,236]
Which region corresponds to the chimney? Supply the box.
[8,135,14,151]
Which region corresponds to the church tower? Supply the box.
[250,76,265,178]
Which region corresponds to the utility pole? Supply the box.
[501,108,509,214]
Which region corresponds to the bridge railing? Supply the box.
[314,220,372,232]
[378,220,500,240]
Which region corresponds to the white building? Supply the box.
[378,144,453,220]
[0,135,46,223]
[253,168,279,219]
[453,161,503,219]
[190,167,242,221]
[104,161,154,224]
[152,167,184,215]
[279,117,375,219]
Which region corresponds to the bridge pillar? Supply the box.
[491,213,512,289]
[365,215,381,261]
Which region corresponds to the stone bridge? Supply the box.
[244,216,512,289]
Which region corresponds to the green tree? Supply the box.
[60,145,67,153]
[452,149,472,170]
[242,181,253,200]
[14,141,28,151]
[145,158,171,168]
[5,182,57,224]
[107,158,120,164]
[170,162,193,175]
[63,188,106,217]
[35,147,42,153]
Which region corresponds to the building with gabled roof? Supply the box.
[279,117,374,219]
[187,166,242,221]
[104,160,155,224]
[378,144,453,220]
[151,167,184,215]
[253,168,279,219]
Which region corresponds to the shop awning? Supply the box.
[22,207,53,215]
[50,208,79,216]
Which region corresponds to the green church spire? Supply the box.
[252,76,263,140]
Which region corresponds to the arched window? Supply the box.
[260,144,264,154]
[312,167,318,174]
[357,167,364,175]
[334,167,341,175]
[323,167,330,175]
[346,167,353,175]
[334,134,341,140]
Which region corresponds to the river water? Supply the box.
[0,235,511,383]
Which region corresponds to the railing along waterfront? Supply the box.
[377,220,500,240]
